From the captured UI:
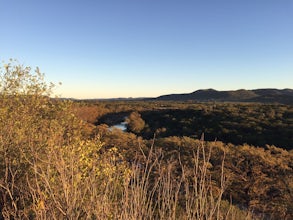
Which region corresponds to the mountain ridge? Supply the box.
[155,88,293,104]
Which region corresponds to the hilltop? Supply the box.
[156,88,293,104]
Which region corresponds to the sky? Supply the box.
[1,0,292,99]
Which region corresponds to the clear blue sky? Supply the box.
[1,0,292,98]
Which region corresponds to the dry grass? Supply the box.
[1,137,256,219]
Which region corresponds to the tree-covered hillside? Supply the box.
[156,88,293,104]
[92,101,292,150]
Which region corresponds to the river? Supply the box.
[109,121,127,131]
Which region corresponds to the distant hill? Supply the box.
[156,89,293,104]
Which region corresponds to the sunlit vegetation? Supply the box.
[126,111,145,134]
[0,61,129,219]
[0,61,292,219]
[78,94,292,219]
[95,128,293,219]
[84,101,292,150]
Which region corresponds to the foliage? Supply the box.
[2,61,291,219]
[73,99,293,219]
[126,111,145,134]
[92,101,292,150]
[99,129,293,219]
[0,61,128,219]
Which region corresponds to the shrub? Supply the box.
[127,111,145,134]
[0,61,128,219]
